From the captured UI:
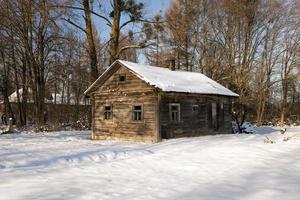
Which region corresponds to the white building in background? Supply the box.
[7,88,89,105]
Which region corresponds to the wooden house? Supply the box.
[84,60,239,143]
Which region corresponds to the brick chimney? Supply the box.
[165,58,176,71]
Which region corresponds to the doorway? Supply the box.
[211,102,218,130]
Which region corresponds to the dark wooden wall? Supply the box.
[160,93,233,139]
[92,64,160,143]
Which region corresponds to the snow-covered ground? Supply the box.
[1,127,300,200]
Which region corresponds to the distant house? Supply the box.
[7,88,89,105]
[84,60,238,143]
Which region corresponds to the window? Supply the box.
[104,105,113,120]
[118,74,126,82]
[192,105,199,112]
[169,103,180,122]
[133,105,143,121]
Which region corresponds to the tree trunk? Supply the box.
[280,80,288,127]
[1,49,15,124]
[256,93,266,126]
[83,0,99,82]
[67,74,70,105]
[54,81,57,104]
[21,57,27,125]
[108,0,121,65]
[11,38,24,126]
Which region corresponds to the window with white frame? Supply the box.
[169,103,180,122]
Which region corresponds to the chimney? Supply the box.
[166,58,176,71]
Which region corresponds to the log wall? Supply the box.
[92,64,159,143]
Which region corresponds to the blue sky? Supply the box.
[140,0,172,17]
[91,0,172,41]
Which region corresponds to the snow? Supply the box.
[85,60,239,97]
[1,127,300,200]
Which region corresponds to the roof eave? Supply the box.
[84,60,121,96]
[163,91,239,97]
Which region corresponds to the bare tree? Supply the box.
[254,0,284,126]
[279,24,300,126]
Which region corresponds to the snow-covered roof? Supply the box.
[85,60,239,97]
[8,88,34,103]
[8,88,52,103]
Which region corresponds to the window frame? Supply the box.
[169,103,181,122]
[192,104,199,112]
[103,105,113,120]
[132,105,144,122]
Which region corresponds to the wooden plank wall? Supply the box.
[92,64,159,143]
[160,93,233,139]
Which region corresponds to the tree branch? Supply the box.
[117,42,154,57]
[120,19,136,30]
[62,18,86,33]
[53,5,112,27]
[120,18,165,31]
[138,19,166,24]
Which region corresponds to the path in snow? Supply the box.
[0,127,300,200]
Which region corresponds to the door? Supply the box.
[211,102,218,130]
